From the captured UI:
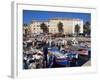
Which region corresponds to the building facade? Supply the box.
[28,18,83,34]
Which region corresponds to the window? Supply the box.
[33,28,35,30]
[37,25,40,27]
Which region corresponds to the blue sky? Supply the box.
[23,10,91,25]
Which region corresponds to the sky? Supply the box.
[23,10,91,25]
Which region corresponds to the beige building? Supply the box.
[28,18,83,34]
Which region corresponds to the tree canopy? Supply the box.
[57,22,64,34]
[83,21,91,35]
[75,24,80,36]
[40,22,49,33]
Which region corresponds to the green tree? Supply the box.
[23,24,29,37]
[57,22,64,34]
[40,22,49,33]
[75,24,80,36]
[83,21,90,35]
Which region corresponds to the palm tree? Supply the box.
[83,21,90,35]
[57,22,64,34]
[23,23,29,37]
[75,24,80,36]
[40,22,49,33]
